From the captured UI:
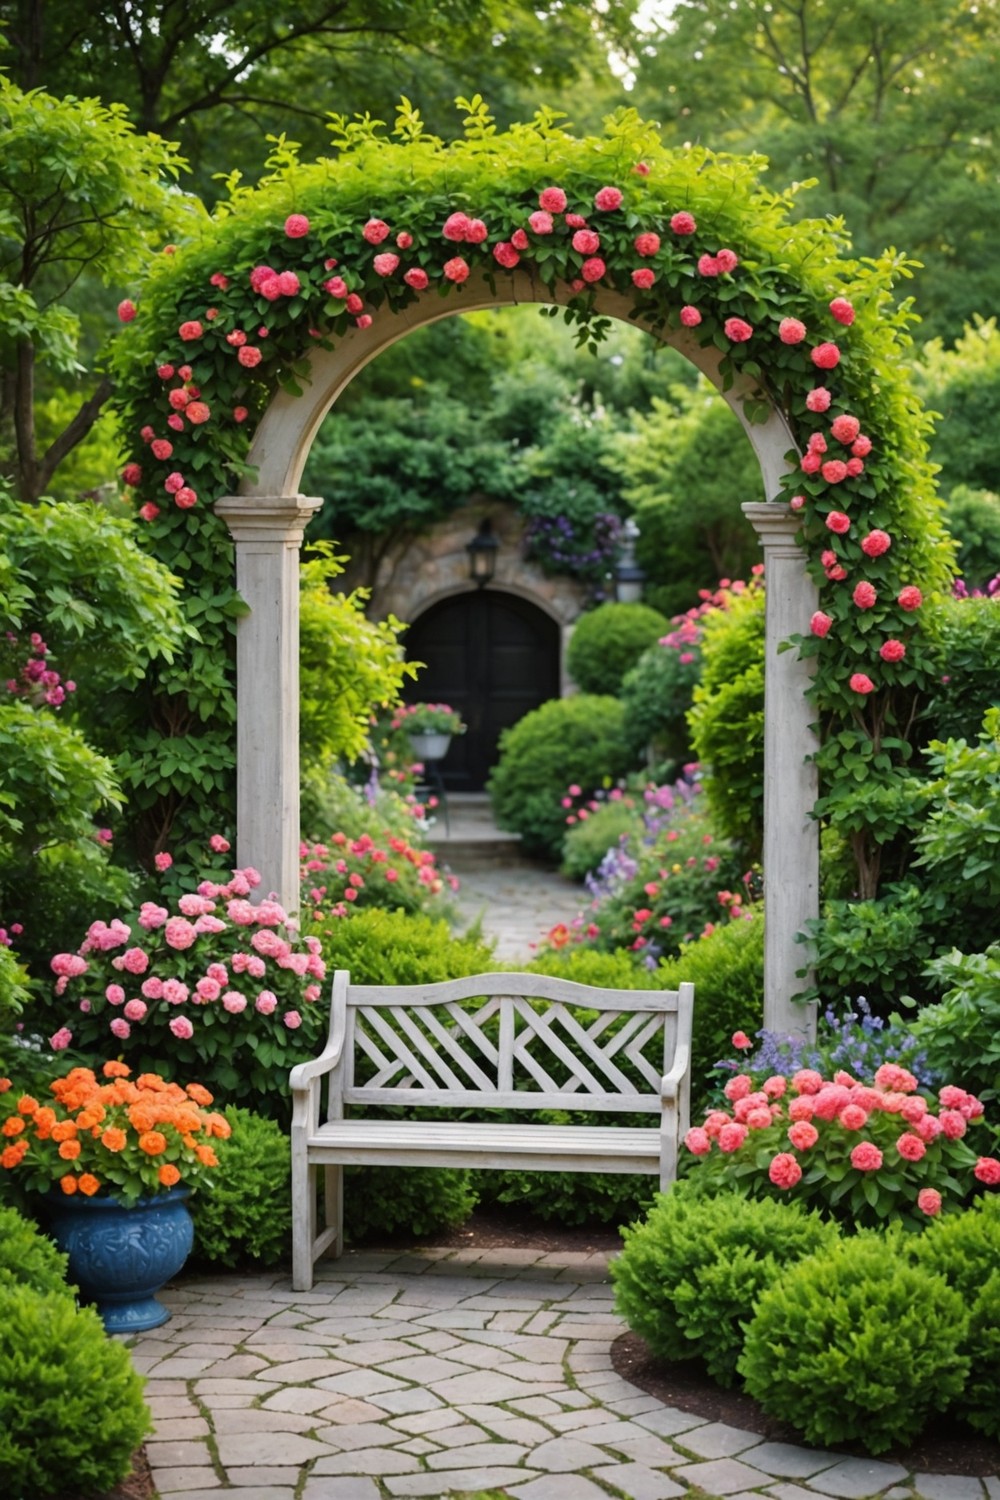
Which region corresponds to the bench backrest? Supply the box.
[328,970,692,1114]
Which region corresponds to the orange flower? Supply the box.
[185,1083,214,1106]
[33,1106,56,1138]
[137,1074,168,1092]
[16,1094,39,1115]
[78,1173,101,1196]
[138,1130,167,1156]
[205,1113,231,1139]
[1,1141,28,1168]
[76,1106,106,1130]
[0,1077,12,1093]
[128,1108,158,1133]
[194,1144,218,1168]
[102,1061,131,1078]
[158,1163,181,1188]
[51,1120,78,1142]
[1,1117,25,1137]
[58,1138,82,1160]
[100,1127,128,1153]
[59,1173,79,1194]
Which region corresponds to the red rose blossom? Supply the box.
[724,317,753,342]
[811,341,841,369]
[861,530,891,557]
[594,185,623,211]
[806,388,832,413]
[853,581,877,609]
[779,318,807,344]
[363,218,390,244]
[849,673,875,695]
[670,210,696,235]
[634,231,661,257]
[284,213,309,238]
[829,296,856,325]
[879,639,906,663]
[810,611,832,637]
[898,585,923,611]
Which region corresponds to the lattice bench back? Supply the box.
[328,970,688,1115]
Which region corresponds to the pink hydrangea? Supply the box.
[284,213,309,237]
[811,342,841,369]
[850,1141,883,1171]
[679,306,702,327]
[831,414,861,444]
[768,1153,803,1189]
[539,186,567,213]
[850,673,875,695]
[853,581,877,609]
[779,318,807,344]
[880,639,906,663]
[684,1126,712,1155]
[918,1188,942,1216]
[634,231,660,257]
[670,211,696,235]
[363,218,390,244]
[724,318,753,342]
[51,953,88,979]
[169,1015,194,1040]
[717,1122,749,1153]
[105,984,124,1005]
[898,585,923,611]
[830,296,856,325]
[594,185,623,211]
[787,1121,819,1150]
[175,488,197,510]
[896,1132,926,1161]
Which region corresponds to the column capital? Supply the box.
[742,501,807,555]
[215,493,324,546]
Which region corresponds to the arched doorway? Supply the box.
[405,590,561,790]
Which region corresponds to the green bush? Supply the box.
[191,1107,292,1269]
[0,945,32,1074]
[309,906,496,985]
[922,593,1000,744]
[301,765,423,846]
[941,485,1000,589]
[344,1164,477,1243]
[910,1197,1000,1438]
[0,1203,73,1299]
[912,945,1000,1108]
[738,1233,970,1453]
[688,588,765,857]
[0,1284,151,1495]
[566,602,670,697]
[475,1154,654,1230]
[530,946,664,989]
[657,917,764,1101]
[620,636,701,765]
[612,1184,836,1386]
[487,695,634,861]
[795,885,936,1014]
[560,795,643,882]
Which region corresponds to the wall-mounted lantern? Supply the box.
[614,516,646,603]
[467,518,499,587]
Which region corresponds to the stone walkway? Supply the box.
[131,1243,999,1500]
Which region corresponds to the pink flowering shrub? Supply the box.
[684,1052,997,1227]
[37,843,327,1118]
[299,831,456,921]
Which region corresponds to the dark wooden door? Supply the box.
[405,591,560,789]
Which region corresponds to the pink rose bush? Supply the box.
[684,1053,997,1227]
[42,840,327,1109]
[300,829,457,922]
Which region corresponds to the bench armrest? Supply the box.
[660,1038,690,1102]
[289,1036,345,1096]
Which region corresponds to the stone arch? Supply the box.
[214,274,816,1035]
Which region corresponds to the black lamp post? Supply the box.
[614,517,646,603]
[467,518,499,587]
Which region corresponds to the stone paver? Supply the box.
[127,1245,998,1500]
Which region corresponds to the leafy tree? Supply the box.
[911,319,1000,498]
[631,0,1000,340]
[613,380,765,617]
[0,79,190,501]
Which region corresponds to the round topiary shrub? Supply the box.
[0,1203,73,1298]
[487,695,633,861]
[0,1284,151,1495]
[612,1183,836,1386]
[567,602,670,697]
[191,1106,292,1268]
[738,1232,971,1453]
[910,1196,1000,1439]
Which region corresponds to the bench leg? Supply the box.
[323,1164,344,1259]
[291,1154,317,1292]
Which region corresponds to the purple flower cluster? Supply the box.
[714,998,936,1089]
[523,512,622,583]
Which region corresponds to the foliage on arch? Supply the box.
[109,99,953,878]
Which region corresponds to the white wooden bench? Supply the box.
[289,969,694,1291]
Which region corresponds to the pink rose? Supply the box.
[276,271,300,296]
[839,1104,869,1130]
[121,462,142,486]
[250,264,276,291]
[137,903,168,930]
[222,990,247,1014]
[138,503,160,523]
[898,586,923,612]
[831,414,861,444]
[122,947,149,975]
[164,917,197,951]
[821,459,848,484]
[850,1141,883,1171]
[195,977,221,1003]
[829,296,855,325]
[283,1009,302,1030]
[724,1073,752,1102]
[697,254,719,276]
[846,457,865,477]
[163,471,184,495]
[539,186,567,213]
[787,1121,818,1150]
[105,983,125,1006]
[670,211,697,235]
[717,1122,748,1153]
[109,1018,131,1039]
[363,218,390,244]
[852,434,873,457]
[403,267,430,290]
[373,253,400,277]
[724,318,753,343]
[800,452,822,474]
[875,1064,918,1093]
[209,834,230,854]
[896,1132,926,1161]
[169,1015,194,1040]
[974,1156,1000,1185]
[939,1110,967,1140]
[880,639,906,663]
[853,581,877,609]
[49,1026,74,1050]
[810,610,833,637]
[634,232,660,257]
[324,276,348,299]
[850,673,875,695]
[731,1031,753,1050]
[825,511,850,534]
[443,257,470,284]
[186,401,210,425]
[284,213,309,238]
[118,299,136,322]
[178,320,203,342]
[124,999,147,1022]
[806,387,832,413]
[684,1127,712,1155]
[465,218,487,243]
[861,530,891,557]
[161,979,189,1005]
[141,977,163,999]
[715,248,739,272]
[679,305,702,327]
[255,991,278,1015]
[769,1153,803,1189]
[594,186,623,211]
[572,228,600,254]
[565,213,587,229]
[441,212,471,242]
[811,342,841,369]
[493,242,520,270]
[345,293,363,314]
[581,257,606,283]
[779,318,807,344]
[51,953,88,979]
[792,1069,823,1095]
[763,1075,786,1099]
[238,345,263,368]
[918,1188,942,1216]
[510,228,529,251]
[788,1095,815,1121]
[529,210,554,235]
[395,231,413,249]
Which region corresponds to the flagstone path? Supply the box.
[130,1243,999,1500]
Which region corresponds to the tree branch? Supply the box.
[34,374,114,500]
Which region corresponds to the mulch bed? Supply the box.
[76,1210,998,1496]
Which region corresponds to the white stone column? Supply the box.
[742,503,820,1041]
[214,494,323,913]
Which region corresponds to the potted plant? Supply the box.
[0,1061,230,1331]
[394,702,466,762]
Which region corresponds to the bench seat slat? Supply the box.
[304,1118,663,1173]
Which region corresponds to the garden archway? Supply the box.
[113,109,951,1041]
